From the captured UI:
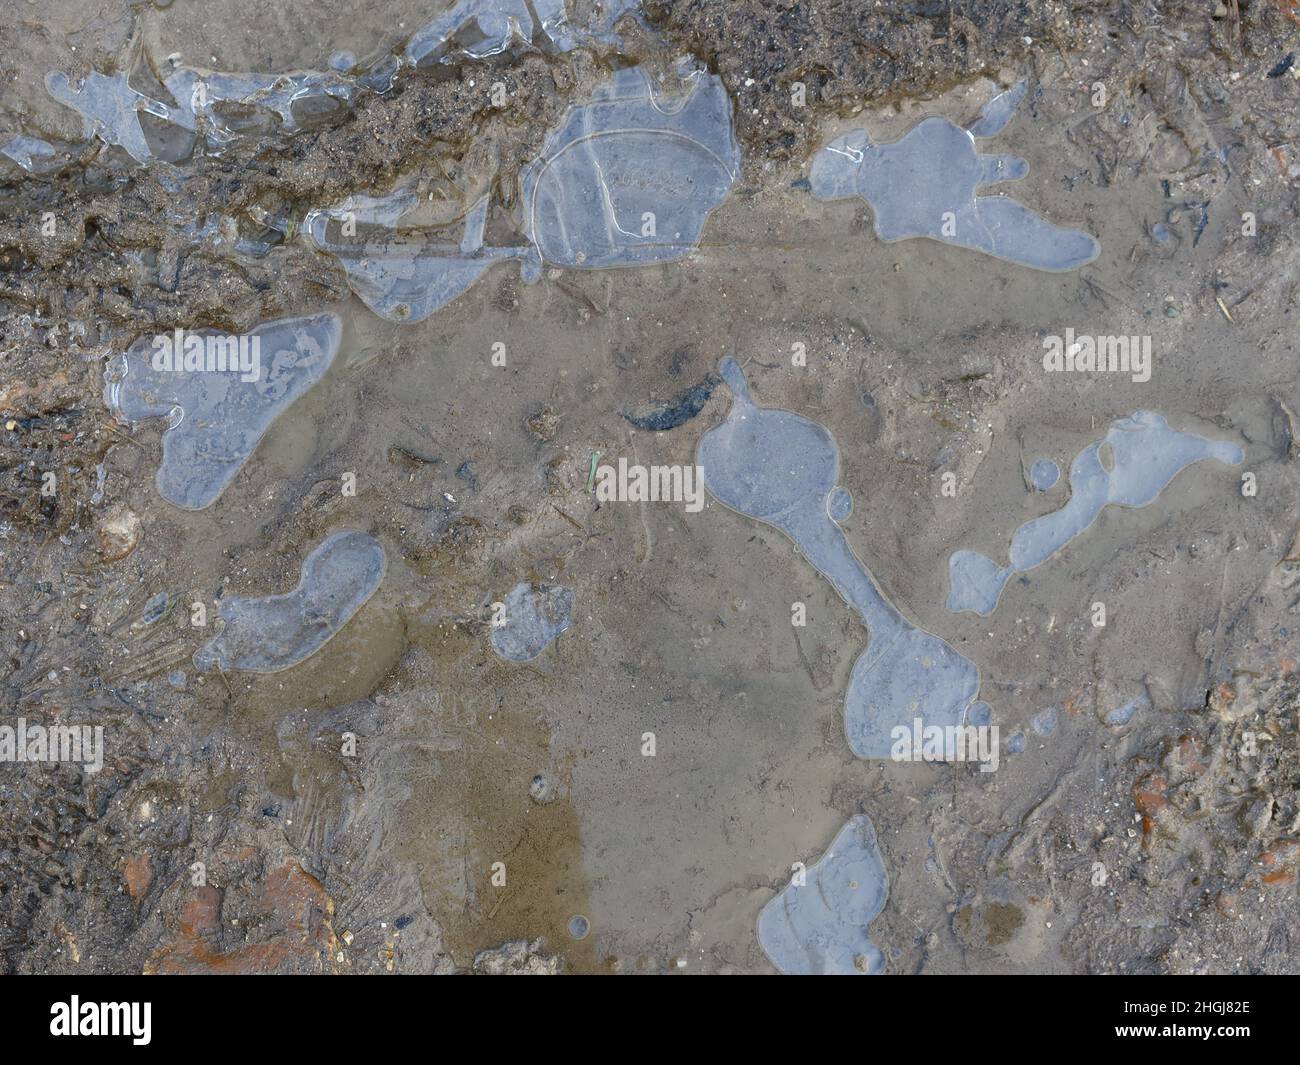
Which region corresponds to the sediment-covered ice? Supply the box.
[947,411,1245,615]
[194,531,386,673]
[757,815,890,975]
[808,80,1100,271]
[520,60,740,270]
[490,582,575,662]
[698,357,982,759]
[103,314,341,510]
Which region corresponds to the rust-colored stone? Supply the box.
[1258,841,1300,888]
[0,370,73,416]
[122,853,153,901]
[146,861,339,975]
[1133,770,1169,847]
[1172,735,1206,777]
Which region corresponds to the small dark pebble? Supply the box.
[1267,53,1295,78]
[622,374,719,431]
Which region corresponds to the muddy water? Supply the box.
[4,0,1299,976]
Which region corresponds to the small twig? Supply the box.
[551,504,583,531]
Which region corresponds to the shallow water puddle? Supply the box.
[947,411,1245,616]
[698,358,982,758]
[104,313,341,509]
[194,531,386,673]
[519,60,740,270]
[490,582,575,662]
[757,815,890,975]
[808,81,1100,271]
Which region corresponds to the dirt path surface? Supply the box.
[1,0,1298,974]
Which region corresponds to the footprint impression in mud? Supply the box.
[809,81,1100,272]
[104,314,341,510]
[698,358,983,758]
[948,411,1245,616]
[519,60,741,270]
[757,814,890,975]
[194,532,386,674]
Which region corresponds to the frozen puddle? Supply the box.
[757,815,890,975]
[405,0,642,67]
[308,59,740,323]
[1106,693,1149,726]
[45,58,387,164]
[104,314,341,509]
[520,61,740,269]
[43,2,646,165]
[1,133,74,174]
[1029,457,1061,491]
[698,358,981,758]
[948,411,1245,615]
[405,0,575,64]
[305,189,530,322]
[490,582,575,662]
[808,81,1099,271]
[159,62,379,146]
[45,70,182,165]
[194,531,385,674]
